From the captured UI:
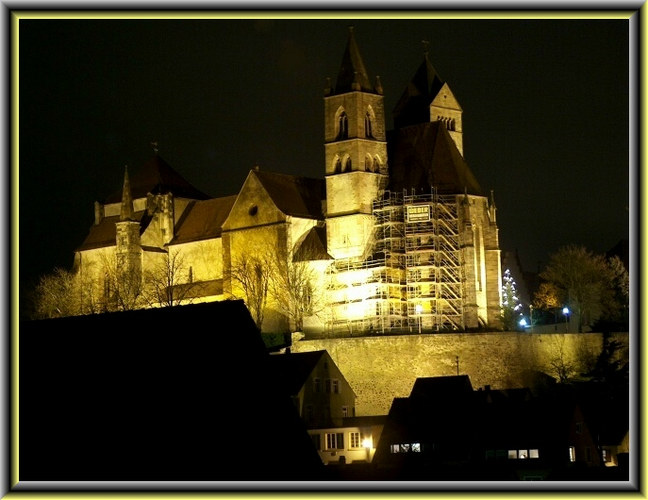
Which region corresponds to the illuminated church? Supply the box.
[74,28,503,334]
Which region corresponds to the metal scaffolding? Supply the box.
[325,188,465,335]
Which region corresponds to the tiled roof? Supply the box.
[76,211,149,251]
[254,170,325,219]
[293,226,331,262]
[171,195,237,244]
[104,154,210,203]
[267,350,326,396]
[387,121,482,196]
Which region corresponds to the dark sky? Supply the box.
[19,17,630,291]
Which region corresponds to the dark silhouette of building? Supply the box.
[20,301,324,481]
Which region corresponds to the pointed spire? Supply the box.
[333,26,374,94]
[120,165,135,221]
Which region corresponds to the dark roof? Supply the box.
[293,225,332,262]
[333,27,376,95]
[410,375,474,400]
[254,170,325,219]
[267,350,327,396]
[171,195,237,244]
[387,121,482,195]
[393,52,445,129]
[20,301,324,481]
[104,154,210,203]
[76,211,149,251]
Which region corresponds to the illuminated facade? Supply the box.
[72,28,502,333]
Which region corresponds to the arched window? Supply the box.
[364,111,373,138]
[365,154,373,172]
[337,111,349,140]
[334,157,342,174]
[374,155,382,173]
[344,157,352,172]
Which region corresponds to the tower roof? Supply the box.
[333,27,375,95]
[104,154,210,203]
[393,50,446,129]
[387,121,482,195]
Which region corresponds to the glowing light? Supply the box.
[362,437,373,449]
[519,318,527,327]
[415,304,423,314]
[562,307,570,316]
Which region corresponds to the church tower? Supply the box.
[324,27,388,260]
[115,166,142,280]
[393,45,464,156]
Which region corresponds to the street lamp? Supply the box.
[415,304,423,334]
[562,307,570,332]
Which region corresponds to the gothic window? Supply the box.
[364,111,373,138]
[334,157,342,174]
[188,266,193,283]
[374,155,382,173]
[337,111,349,140]
[344,157,352,172]
[365,154,373,172]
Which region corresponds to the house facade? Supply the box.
[68,28,502,334]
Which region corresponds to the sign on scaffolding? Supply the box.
[406,204,431,223]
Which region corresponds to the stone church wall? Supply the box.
[291,332,629,416]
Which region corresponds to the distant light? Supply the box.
[519,318,527,327]
[562,307,570,315]
[415,304,423,314]
[362,437,373,449]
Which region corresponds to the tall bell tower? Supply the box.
[324,27,388,260]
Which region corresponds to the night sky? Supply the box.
[18,16,631,294]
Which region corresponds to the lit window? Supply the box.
[508,450,518,459]
[603,449,610,462]
[390,444,400,453]
[518,450,528,459]
[350,432,361,449]
[325,433,344,450]
[569,446,576,462]
[400,444,410,453]
[529,449,539,459]
[411,443,421,453]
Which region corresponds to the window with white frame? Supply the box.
[326,433,344,450]
[350,432,361,449]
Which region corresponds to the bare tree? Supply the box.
[547,336,576,384]
[32,267,82,319]
[228,253,271,329]
[142,249,196,308]
[100,253,144,312]
[270,254,321,332]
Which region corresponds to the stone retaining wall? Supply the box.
[291,332,629,416]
